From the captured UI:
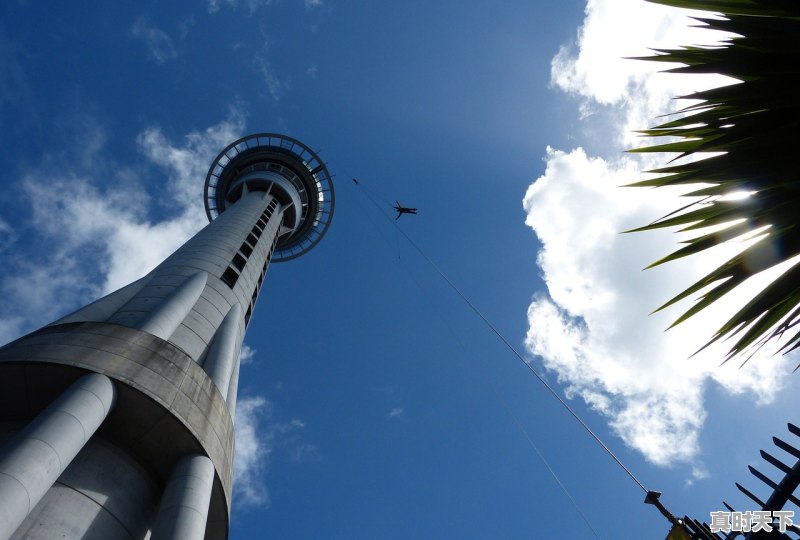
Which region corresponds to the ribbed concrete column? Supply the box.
[204,303,242,397]
[137,271,208,340]
[0,373,116,540]
[226,353,241,422]
[151,454,215,540]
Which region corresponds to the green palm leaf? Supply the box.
[633,0,800,362]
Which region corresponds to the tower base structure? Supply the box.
[0,134,334,539]
[0,324,232,540]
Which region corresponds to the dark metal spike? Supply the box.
[787,423,800,438]
[735,482,767,508]
[749,465,780,491]
[773,436,800,460]
[761,449,792,475]
[722,501,736,513]
[696,519,726,540]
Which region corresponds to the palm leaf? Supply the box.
[632,0,800,361]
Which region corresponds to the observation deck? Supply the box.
[204,133,334,261]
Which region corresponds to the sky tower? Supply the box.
[0,133,334,540]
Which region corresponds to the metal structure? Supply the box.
[204,133,334,261]
[0,133,333,540]
[672,423,800,540]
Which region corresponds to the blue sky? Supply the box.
[2,1,799,538]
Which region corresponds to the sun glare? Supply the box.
[718,190,756,201]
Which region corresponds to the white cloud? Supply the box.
[551,0,736,150]
[551,0,729,105]
[131,18,178,65]
[388,407,403,419]
[233,395,317,508]
[136,109,244,210]
[526,0,796,468]
[240,344,257,365]
[305,0,323,8]
[234,396,272,507]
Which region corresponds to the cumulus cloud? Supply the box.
[233,395,317,508]
[131,18,178,65]
[240,344,257,365]
[525,0,795,468]
[233,396,272,506]
[551,0,736,148]
[136,109,244,215]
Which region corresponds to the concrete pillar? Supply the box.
[151,454,215,540]
[203,303,242,397]
[226,353,241,422]
[137,271,208,341]
[0,373,116,540]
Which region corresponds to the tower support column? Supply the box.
[151,454,215,540]
[0,373,116,540]
[204,303,243,399]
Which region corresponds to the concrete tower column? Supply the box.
[0,373,116,540]
[204,303,243,397]
[227,357,242,423]
[151,454,216,540]
[136,271,209,341]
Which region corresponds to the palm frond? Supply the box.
[632,0,800,361]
